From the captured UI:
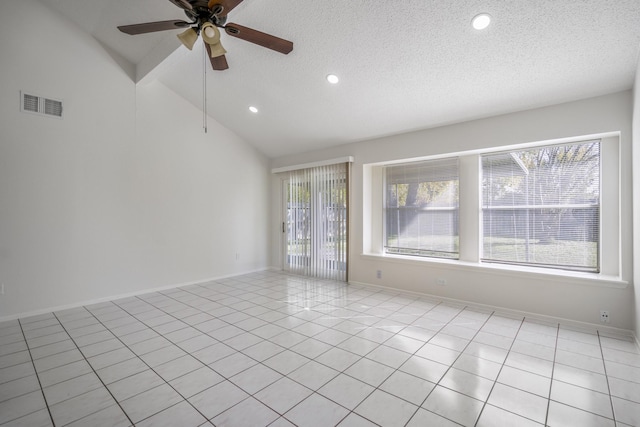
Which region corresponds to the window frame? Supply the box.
[480,140,601,273]
[382,157,460,260]
[365,133,622,282]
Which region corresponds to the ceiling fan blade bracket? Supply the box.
[208,0,243,18]
[226,26,240,35]
[169,0,193,10]
[209,3,224,15]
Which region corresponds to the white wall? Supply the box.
[0,0,270,320]
[633,56,640,339]
[272,91,635,330]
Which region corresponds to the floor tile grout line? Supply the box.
[472,314,527,427]
[418,307,515,427]
[276,299,451,426]
[0,360,34,387]
[4,272,638,426]
[543,322,561,427]
[295,300,454,426]
[123,287,294,371]
[375,304,523,425]
[124,282,371,421]
[355,300,464,427]
[0,379,44,406]
[128,276,431,424]
[545,340,619,423]
[169,276,631,424]
[597,330,618,425]
[94,292,288,425]
[2,324,524,423]
[141,279,375,369]
[164,278,523,426]
[14,318,56,427]
[141,274,373,424]
[17,333,70,353]
[104,300,234,425]
[107,279,349,421]
[140,287,276,342]
[50,310,136,427]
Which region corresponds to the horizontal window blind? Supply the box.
[384,158,459,259]
[481,140,600,272]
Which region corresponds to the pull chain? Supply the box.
[203,44,208,133]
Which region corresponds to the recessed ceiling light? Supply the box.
[472,13,491,30]
[326,74,339,84]
[249,106,258,113]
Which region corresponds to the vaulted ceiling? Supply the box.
[39,0,640,158]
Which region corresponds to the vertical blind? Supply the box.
[287,163,348,281]
[481,140,600,272]
[384,157,459,259]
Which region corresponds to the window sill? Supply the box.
[360,253,628,289]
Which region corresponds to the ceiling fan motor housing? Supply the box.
[182,1,226,28]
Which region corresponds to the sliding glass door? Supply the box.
[284,163,349,281]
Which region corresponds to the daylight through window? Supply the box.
[384,158,459,259]
[481,140,600,272]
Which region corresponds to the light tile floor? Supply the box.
[1,271,639,426]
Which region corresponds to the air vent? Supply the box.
[20,91,63,118]
[23,94,39,113]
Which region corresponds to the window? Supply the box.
[384,158,459,259]
[366,133,621,281]
[481,140,600,272]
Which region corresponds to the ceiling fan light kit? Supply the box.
[177,27,199,50]
[117,0,293,70]
[201,22,227,57]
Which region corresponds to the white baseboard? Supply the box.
[0,268,270,324]
[349,280,636,343]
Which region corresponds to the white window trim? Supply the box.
[363,133,626,288]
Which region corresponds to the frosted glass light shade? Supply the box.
[201,22,226,57]
[177,28,198,50]
[201,22,220,44]
[200,22,226,57]
[208,41,227,57]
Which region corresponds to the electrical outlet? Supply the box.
[376,270,382,279]
[600,310,610,323]
[436,278,446,286]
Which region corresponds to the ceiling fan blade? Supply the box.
[205,43,229,70]
[224,23,293,54]
[208,0,243,17]
[118,20,192,35]
[168,0,193,10]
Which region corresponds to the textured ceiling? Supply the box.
[39,0,640,158]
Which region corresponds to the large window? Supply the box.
[481,140,600,272]
[367,134,621,280]
[384,158,459,259]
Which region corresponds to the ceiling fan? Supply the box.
[117,0,293,71]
